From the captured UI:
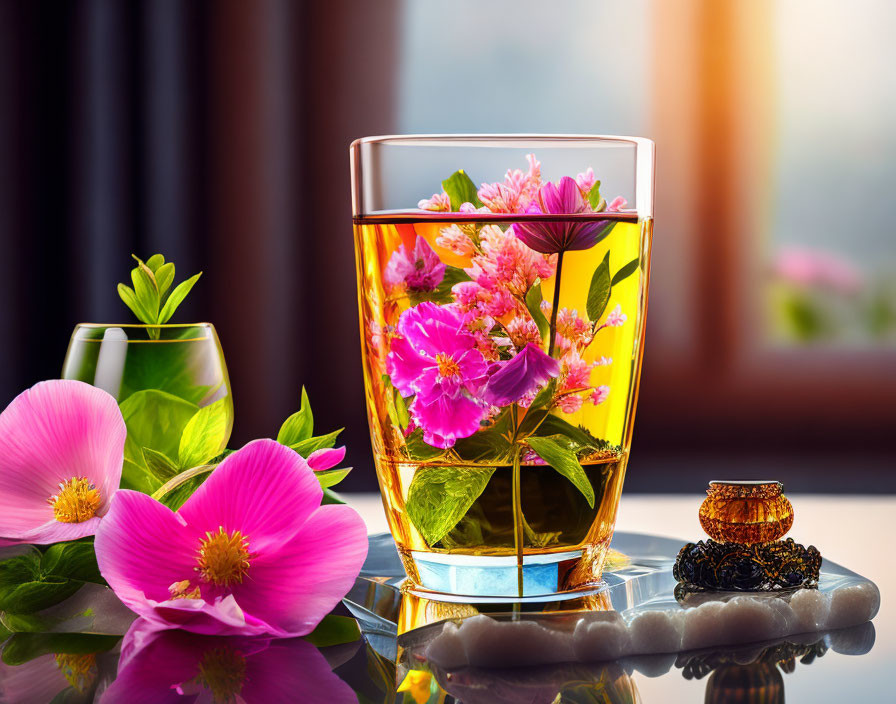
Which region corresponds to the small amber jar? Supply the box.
[698,481,793,545]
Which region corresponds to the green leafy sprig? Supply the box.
[117,254,202,335]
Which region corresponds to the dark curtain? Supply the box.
[0,0,400,490]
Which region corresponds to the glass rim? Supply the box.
[350,133,654,149]
[73,322,215,330]
[350,133,654,218]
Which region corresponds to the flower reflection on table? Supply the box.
[100,619,358,704]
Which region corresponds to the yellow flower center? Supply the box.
[435,353,461,378]
[196,527,252,587]
[194,647,246,703]
[55,653,97,694]
[48,477,101,523]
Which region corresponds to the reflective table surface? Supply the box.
[0,495,889,703]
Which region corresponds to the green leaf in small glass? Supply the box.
[158,272,202,324]
[119,388,199,475]
[406,465,496,545]
[145,253,165,272]
[304,614,361,648]
[611,257,640,286]
[178,398,231,469]
[526,435,595,508]
[155,261,175,297]
[587,180,605,211]
[441,169,484,210]
[142,447,180,483]
[117,283,152,323]
[277,387,314,446]
[586,251,612,322]
[525,280,551,342]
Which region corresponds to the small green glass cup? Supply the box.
[62,323,233,492]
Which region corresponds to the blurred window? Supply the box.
[766,0,896,345]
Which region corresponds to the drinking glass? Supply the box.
[351,135,654,598]
[62,323,233,492]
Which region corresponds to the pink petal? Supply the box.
[142,593,270,637]
[94,490,201,613]
[178,439,322,553]
[0,380,125,542]
[411,392,486,449]
[229,505,368,637]
[306,446,346,471]
[242,638,356,704]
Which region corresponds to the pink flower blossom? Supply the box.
[575,168,597,194]
[506,316,543,349]
[604,304,627,327]
[436,224,476,256]
[386,303,489,448]
[560,350,593,391]
[591,385,610,405]
[477,154,542,214]
[94,439,367,637]
[555,308,593,350]
[556,394,584,414]
[595,356,613,366]
[607,196,628,211]
[514,177,615,254]
[466,224,556,299]
[459,202,489,214]
[0,380,125,545]
[483,343,560,407]
[773,246,863,294]
[384,236,446,292]
[102,619,355,704]
[418,191,451,211]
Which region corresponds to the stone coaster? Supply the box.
[346,532,880,668]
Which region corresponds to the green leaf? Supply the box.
[131,260,160,322]
[315,467,351,489]
[452,411,514,462]
[1,633,120,666]
[158,272,201,324]
[403,429,448,461]
[526,436,595,508]
[277,387,314,446]
[119,389,199,477]
[117,283,153,323]
[532,414,603,450]
[155,261,175,297]
[0,543,104,615]
[290,429,343,457]
[142,447,180,483]
[304,614,361,648]
[525,280,551,341]
[145,253,165,272]
[40,542,104,585]
[586,251,612,322]
[528,379,557,413]
[406,465,496,545]
[611,257,640,286]
[441,169,483,210]
[153,463,215,509]
[321,487,346,505]
[587,181,605,211]
[178,398,231,469]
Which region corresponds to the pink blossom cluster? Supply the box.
[477,154,543,214]
[773,246,863,294]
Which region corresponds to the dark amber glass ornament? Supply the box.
[699,480,794,545]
